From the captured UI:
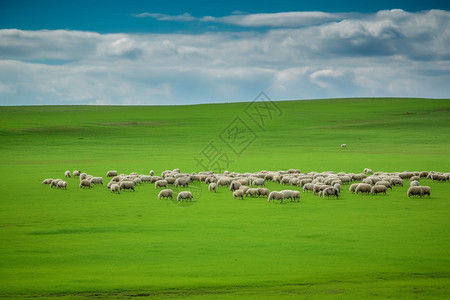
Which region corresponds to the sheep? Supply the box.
[73,170,81,177]
[364,168,373,175]
[64,171,71,178]
[208,182,217,193]
[119,181,135,192]
[302,183,314,192]
[139,175,152,183]
[173,168,181,173]
[110,183,120,194]
[174,177,190,188]
[349,183,359,193]
[106,170,117,177]
[407,186,424,197]
[410,180,420,187]
[217,177,231,187]
[390,177,404,187]
[80,173,87,181]
[281,190,300,202]
[339,176,352,184]
[79,179,92,189]
[431,174,447,182]
[233,190,244,200]
[267,191,284,203]
[239,185,250,194]
[371,185,387,195]
[229,181,241,192]
[352,174,366,181]
[158,189,173,200]
[341,144,346,147]
[252,178,265,186]
[246,188,259,198]
[90,177,103,185]
[333,183,341,193]
[287,169,301,174]
[280,177,291,185]
[133,178,142,185]
[419,186,431,197]
[57,181,67,189]
[42,178,53,185]
[355,183,372,194]
[165,177,176,184]
[149,170,154,176]
[322,187,339,199]
[129,172,139,176]
[313,184,329,195]
[410,176,420,182]
[299,178,312,187]
[190,175,201,182]
[155,180,168,189]
[177,191,193,201]
[50,179,62,188]
[375,180,392,189]
[419,171,429,178]
[205,176,217,184]
[257,188,270,198]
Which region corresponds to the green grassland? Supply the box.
[0,98,449,299]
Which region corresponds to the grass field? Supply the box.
[0,98,449,299]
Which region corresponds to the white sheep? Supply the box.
[229,181,241,192]
[57,181,67,189]
[233,190,244,200]
[149,170,154,176]
[91,177,103,185]
[79,179,92,189]
[42,178,53,185]
[110,184,120,194]
[302,183,314,192]
[410,180,420,187]
[364,168,373,175]
[355,183,371,194]
[407,186,423,197]
[73,170,81,177]
[322,187,339,198]
[119,181,135,192]
[208,182,217,193]
[419,186,431,197]
[177,191,193,201]
[281,190,300,202]
[217,177,231,186]
[174,177,190,188]
[133,178,142,185]
[246,188,259,198]
[155,180,168,189]
[107,170,118,177]
[371,185,387,195]
[257,187,270,198]
[64,171,71,178]
[349,183,359,193]
[158,189,173,200]
[267,191,284,203]
[80,173,87,181]
[50,179,62,188]
[341,144,346,147]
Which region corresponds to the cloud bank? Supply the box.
[0,9,449,105]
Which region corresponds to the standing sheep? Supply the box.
[252,178,265,186]
[110,184,120,194]
[233,190,244,200]
[420,186,431,197]
[174,177,190,188]
[407,186,423,197]
[229,181,242,192]
[57,181,67,189]
[371,185,387,195]
[246,188,259,198]
[208,182,217,193]
[364,168,373,175]
[50,179,62,189]
[410,180,420,187]
[349,183,359,193]
[257,188,270,198]
[355,183,372,194]
[155,180,168,189]
[158,189,173,200]
[91,177,103,185]
[119,181,135,192]
[322,187,339,199]
[217,177,231,187]
[177,191,193,201]
[42,178,53,185]
[267,191,284,203]
[302,183,314,192]
[64,171,71,178]
[149,170,154,176]
[281,190,300,202]
[107,170,118,177]
[79,179,92,189]
[73,170,81,177]
[341,144,346,147]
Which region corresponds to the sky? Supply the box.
[0,0,449,105]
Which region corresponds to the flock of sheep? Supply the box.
[42,168,449,203]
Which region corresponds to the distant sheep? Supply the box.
[158,189,173,200]
[149,170,154,176]
[73,170,80,177]
[165,177,176,184]
[79,179,92,189]
[303,183,314,192]
[119,181,135,192]
[281,190,300,202]
[110,184,120,194]
[174,177,190,188]
[155,180,168,189]
[252,178,265,186]
[355,183,371,194]
[107,170,118,177]
[375,180,392,189]
[217,178,231,187]
[246,188,259,198]
[341,144,346,147]
[267,191,284,203]
[239,185,250,194]
[313,184,329,195]
[233,190,244,200]
[42,178,53,185]
[208,183,217,193]
[364,168,373,175]
[349,183,359,193]
[390,178,404,187]
[205,176,217,184]
[371,185,387,195]
[80,173,87,181]
[64,171,71,178]
[91,177,103,185]
[229,181,241,192]
[410,176,420,182]
[410,180,420,187]
[420,186,431,197]
[322,187,339,198]
[133,178,142,185]
[57,181,67,189]
[50,179,62,189]
[177,191,193,201]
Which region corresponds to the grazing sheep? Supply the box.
[139,175,152,183]
[257,187,270,198]
[410,180,420,187]
[341,144,346,147]
[371,185,387,195]
[246,188,259,198]
[57,181,67,189]
[333,183,341,193]
[355,183,372,194]
[217,177,231,187]
[42,178,53,185]
[205,176,217,184]
[208,182,217,193]
[174,177,190,188]
[349,183,359,193]
[110,176,121,183]
[299,178,312,187]
[177,191,193,201]
[281,190,300,202]
[419,171,429,178]
[80,173,87,181]
[390,177,404,187]
[419,186,431,197]
[364,168,373,175]
[155,180,168,189]
[239,185,250,194]
[407,186,424,197]
[190,175,201,182]
[376,180,392,189]
[149,170,154,176]
[110,183,120,194]
[339,176,352,184]
[79,179,92,189]
[233,190,244,200]
[107,170,118,177]
[399,172,414,179]
[165,177,176,184]
[158,189,173,200]
[173,168,181,173]
[73,170,80,177]
[410,176,420,182]
[50,179,62,188]
[133,178,142,185]
[322,187,339,199]
[267,191,284,203]
[64,171,71,178]
[229,181,242,192]
[91,177,103,185]
[313,184,329,195]
[431,174,447,182]
[252,178,265,186]
[303,183,314,192]
[352,174,366,181]
[119,181,135,192]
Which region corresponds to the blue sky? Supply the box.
[0,0,449,105]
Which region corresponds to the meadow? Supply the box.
[0,98,449,299]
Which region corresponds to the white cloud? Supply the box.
[0,9,449,105]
